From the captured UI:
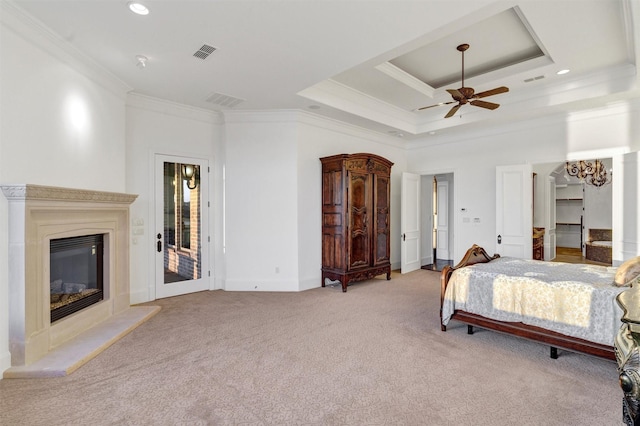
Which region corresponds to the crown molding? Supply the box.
[126,93,224,125]
[1,1,131,99]
[296,110,406,149]
[223,109,405,149]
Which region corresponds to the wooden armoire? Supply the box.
[320,153,393,292]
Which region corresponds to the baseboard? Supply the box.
[298,276,320,292]
[224,279,299,292]
[0,349,12,380]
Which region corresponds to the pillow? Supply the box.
[614,256,640,287]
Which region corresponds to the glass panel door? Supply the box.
[156,154,209,298]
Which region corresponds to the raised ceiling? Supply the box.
[6,0,640,140]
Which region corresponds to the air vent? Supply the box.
[524,75,545,83]
[193,44,216,60]
[205,92,245,108]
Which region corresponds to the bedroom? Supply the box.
[1,0,640,419]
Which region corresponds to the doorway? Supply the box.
[155,154,210,299]
[533,159,612,264]
[421,173,454,271]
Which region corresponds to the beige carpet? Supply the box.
[0,270,621,425]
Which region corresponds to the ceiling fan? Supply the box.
[416,43,509,118]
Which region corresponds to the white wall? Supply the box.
[407,101,640,263]
[296,113,407,289]
[223,111,407,292]
[125,94,223,303]
[0,5,129,374]
[223,112,301,291]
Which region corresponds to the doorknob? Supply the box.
[402,233,406,241]
[497,234,502,244]
[157,233,162,252]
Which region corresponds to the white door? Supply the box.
[401,172,421,273]
[547,176,557,260]
[155,154,210,299]
[436,180,450,260]
[496,164,533,258]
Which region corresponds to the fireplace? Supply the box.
[50,234,104,323]
[2,184,159,376]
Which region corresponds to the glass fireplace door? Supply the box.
[155,154,210,299]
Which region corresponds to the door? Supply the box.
[155,154,210,299]
[496,164,533,258]
[401,172,421,273]
[547,176,557,260]
[436,179,450,260]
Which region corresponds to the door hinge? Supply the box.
[208,201,210,207]
[208,166,210,173]
[208,270,211,277]
[208,236,210,242]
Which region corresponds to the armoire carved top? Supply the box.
[1,184,137,204]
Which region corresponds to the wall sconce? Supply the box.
[565,159,611,188]
[181,164,199,190]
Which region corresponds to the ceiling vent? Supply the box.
[524,75,545,83]
[193,44,216,60]
[205,92,245,108]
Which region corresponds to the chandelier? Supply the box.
[565,159,611,187]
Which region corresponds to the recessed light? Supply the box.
[128,2,149,15]
[557,69,570,75]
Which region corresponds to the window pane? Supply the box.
[163,162,176,246]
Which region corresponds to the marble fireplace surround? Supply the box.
[2,184,159,378]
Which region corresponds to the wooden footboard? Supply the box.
[439,244,615,360]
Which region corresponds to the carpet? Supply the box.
[0,269,621,425]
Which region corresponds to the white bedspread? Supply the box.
[441,257,625,346]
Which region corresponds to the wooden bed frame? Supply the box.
[439,244,616,360]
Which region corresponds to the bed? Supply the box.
[440,245,632,360]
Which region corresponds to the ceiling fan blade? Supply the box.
[446,88,464,101]
[444,104,461,118]
[470,99,500,110]
[474,86,509,98]
[415,100,457,111]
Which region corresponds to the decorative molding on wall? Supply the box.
[0,1,131,99]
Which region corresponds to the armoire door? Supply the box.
[373,172,391,266]
[348,171,370,269]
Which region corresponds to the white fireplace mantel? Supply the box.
[2,184,159,377]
